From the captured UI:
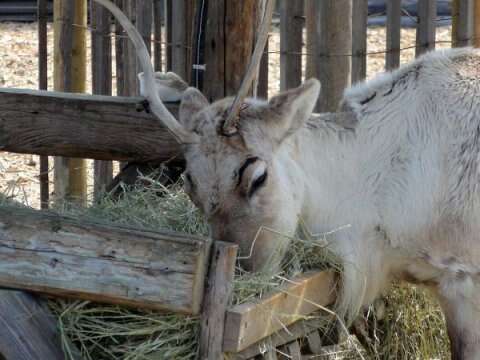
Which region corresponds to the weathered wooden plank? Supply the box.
[199,242,238,360]
[351,0,368,84]
[280,0,304,91]
[223,271,336,353]
[386,0,401,70]
[416,0,437,56]
[91,0,114,199]
[0,205,211,314]
[166,0,173,71]
[226,317,331,359]
[38,0,49,210]
[0,88,180,162]
[171,0,195,82]
[0,291,71,360]
[308,0,352,112]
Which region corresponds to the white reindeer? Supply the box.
[95,0,480,358]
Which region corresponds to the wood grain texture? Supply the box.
[386,0,401,70]
[0,291,70,360]
[223,271,336,353]
[351,0,368,84]
[416,0,437,56]
[280,0,304,91]
[199,242,238,360]
[0,205,211,314]
[227,317,331,359]
[475,0,480,47]
[0,88,181,162]
[308,0,352,112]
[171,0,195,82]
[38,0,49,209]
[91,0,114,199]
[154,0,163,70]
[454,0,474,46]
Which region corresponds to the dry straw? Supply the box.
[1,173,450,359]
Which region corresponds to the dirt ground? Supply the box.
[0,22,452,208]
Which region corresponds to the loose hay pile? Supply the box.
[2,174,450,359]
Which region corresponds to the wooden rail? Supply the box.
[223,270,337,353]
[0,88,181,162]
[0,205,211,314]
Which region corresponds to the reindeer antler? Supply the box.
[93,0,198,144]
[222,0,276,136]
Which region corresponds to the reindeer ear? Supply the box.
[265,79,320,144]
[138,71,188,102]
[179,87,210,130]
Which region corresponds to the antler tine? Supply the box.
[93,0,198,144]
[222,0,276,136]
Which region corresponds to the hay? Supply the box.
[1,174,449,359]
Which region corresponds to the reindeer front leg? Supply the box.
[438,277,480,360]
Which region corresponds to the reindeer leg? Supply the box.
[437,276,480,360]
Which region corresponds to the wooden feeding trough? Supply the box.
[0,205,338,360]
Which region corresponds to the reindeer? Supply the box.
[94,0,480,358]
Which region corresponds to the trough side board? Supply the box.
[0,88,181,162]
[0,205,211,314]
[223,270,337,353]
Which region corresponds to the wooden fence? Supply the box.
[0,0,479,359]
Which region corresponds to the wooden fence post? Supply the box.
[280,0,304,91]
[351,0,368,83]
[386,0,401,70]
[201,0,260,102]
[154,0,163,71]
[307,0,352,112]
[476,0,480,47]
[171,0,195,82]
[199,242,238,360]
[92,0,113,200]
[38,0,49,209]
[453,0,474,47]
[416,0,437,56]
[53,0,87,205]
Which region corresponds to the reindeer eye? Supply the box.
[248,170,268,197]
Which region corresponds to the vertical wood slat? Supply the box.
[53,0,87,205]
[386,0,401,70]
[171,0,195,82]
[198,242,238,360]
[166,0,173,71]
[475,0,480,47]
[473,0,480,48]
[91,0,113,200]
[453,0,474,46]
[38,0,49,209]
[351,0,368,83]
[308,0,352,112]
[256,0,269,99]
[280,0,304,91]
[304,0,316,79]
[416,0,437,56]
[154,0,163,71]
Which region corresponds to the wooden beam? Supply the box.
[223,271,336,353]
[0,88,181,162]
[171,0,195,82]
[416,0,437,56]
[0,291,69,360]
[351,0,368,83]
[199,242,238,360]
[386,0,401,70]
[0,205,211,314]
[91,0,114,200]
[154,0,163,71]
[280,0,304,91]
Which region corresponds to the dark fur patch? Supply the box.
[360,92,377,105]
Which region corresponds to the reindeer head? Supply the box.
[95,0,319,271]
